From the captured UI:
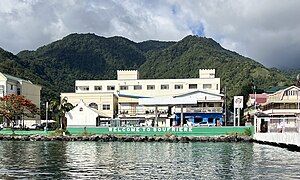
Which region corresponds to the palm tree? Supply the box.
[49,97,73,130]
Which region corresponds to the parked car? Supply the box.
[199,122,215,127]
[29,124,43,130]
[13,124,22,129]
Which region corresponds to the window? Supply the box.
[89,103,98,110]
[83,86,89,91]
[107,85,115,91]
[147,85,155,90]
[120,85,128,90]
[17,88,21,95]
[175,84,183,89]
[103,104,110,110]
[10,85,13,90]
[134,85,142,90]
[75,86,78,90]
[94,86,102,91]
[189,84,197,89]
[208,103,214,107]
[161,84,169,90]
[79,107,83,111]
[216,84,219,90]
[203,84,212,89]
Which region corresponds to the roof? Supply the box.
[265,86,288,94]
[249,93,268,104]
[118,93,150,98]
[2,73,32,84]
[174,90,224,98]
[249,93,267,99]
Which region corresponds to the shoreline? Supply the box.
[0,134,253,143]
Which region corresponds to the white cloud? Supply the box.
[0,0,299,68]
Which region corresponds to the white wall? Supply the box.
[254,133,300,146]
[75,77,221,97]
[66,102,99,127]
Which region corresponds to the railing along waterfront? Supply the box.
[185,107,223,113]
[265,117,300,133]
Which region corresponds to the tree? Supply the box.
[0,94,38,127]
[49,97,73,130]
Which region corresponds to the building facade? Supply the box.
[62,69,224,127]
[260,86,300,117]
[0,72,42,127]
[251,86,300,133]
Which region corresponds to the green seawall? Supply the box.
[0,126,254,136]
[67,126,254,136]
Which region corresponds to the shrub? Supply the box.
[243,128,252,136]
[49,129,71,136]
[164,132,175,138]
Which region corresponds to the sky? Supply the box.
[0,0,300,68]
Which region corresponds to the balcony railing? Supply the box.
[184,107,223,113]
[119,109,168,116]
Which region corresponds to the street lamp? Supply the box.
[45,101,48,132]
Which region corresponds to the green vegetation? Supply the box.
[0,94,38,128]
[0,33,297,115]
[226,127,253,136]
[81,128,94,136]
[243,128,252,136]
[49,129,71,136]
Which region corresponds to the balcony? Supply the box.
[184,107,223,113]
[119,109,168,116]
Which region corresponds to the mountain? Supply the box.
[16,33,175,102]
[139,36,292,106]
[0,33,295,110]
[0,48,46,87]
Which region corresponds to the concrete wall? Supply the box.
[21,81,41,108]
[254,133,300,146]
[117,70,139,80]
[20,81,42,126]
[67,126,253,136]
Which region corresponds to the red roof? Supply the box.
[249,93,267,104]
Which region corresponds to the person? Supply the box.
[280,120,285,133]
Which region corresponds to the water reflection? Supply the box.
[0,141,299,179]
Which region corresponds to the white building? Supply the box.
[65,100,110,127]
[62,69,224,127]
[0,72,42,127]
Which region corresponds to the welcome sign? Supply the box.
[108,127,193,133]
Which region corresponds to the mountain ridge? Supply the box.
[0,33,295,109]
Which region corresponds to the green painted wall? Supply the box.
[68,126,254,136]
[0,129,50,135]
[0,127,254,137]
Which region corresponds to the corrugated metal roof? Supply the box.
[2,73,32,84]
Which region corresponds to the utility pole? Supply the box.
[45,101,48,132]
[224,86,227,126]
[254,85,257,110]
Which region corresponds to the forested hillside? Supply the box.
[0,33,295,109]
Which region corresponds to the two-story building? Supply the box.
[260,86,300,117]
[253,86,300,133]
[61,69,224,127]
[0,72,42,127]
